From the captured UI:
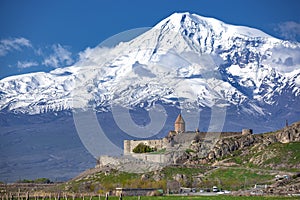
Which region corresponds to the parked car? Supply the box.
[213,186,219,192]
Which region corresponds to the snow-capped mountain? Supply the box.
[1,13,299,119]
[1,12,300,182]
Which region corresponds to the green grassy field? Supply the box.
[201,168,274,191]
[261,142,300,167]
[226,141,300,172]
[64,170,167,192]
[63,166,278,193]
[64,166,212,193]
[86,196,299,200]
[21,196,300,200]
[60,142,300,194]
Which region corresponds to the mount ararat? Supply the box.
[0,12,300,182]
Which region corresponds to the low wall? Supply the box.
[115,188,159,196]
[97,155,167,173]
[220,132,243,138]
[173,131,243,144]
[131,153,168,163]
[173,132,197,144]
[130,150,187,164]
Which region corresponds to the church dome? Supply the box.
[174,114,185,133]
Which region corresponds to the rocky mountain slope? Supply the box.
[186,121,300,170]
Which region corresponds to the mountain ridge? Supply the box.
[1,12,299,117]
[1,13,300,133]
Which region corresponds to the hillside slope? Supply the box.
[59,122,300,194]
[186,121,300,171]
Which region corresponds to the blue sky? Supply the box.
[0,0,300,79]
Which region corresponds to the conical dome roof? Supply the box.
[175,114,185,124]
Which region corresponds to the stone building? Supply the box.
[123,114,253,163]
[123,114,187,155]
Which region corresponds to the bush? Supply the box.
[34,178,51,184]
[133,143,156,153]
[16,178,51,184]
[185,149,195,154]
[16,179,34,183]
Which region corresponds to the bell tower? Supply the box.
[174,114,185,133]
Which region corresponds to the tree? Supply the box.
[16,178,51,184]
[132,143,156,153]
[34,178,51,184]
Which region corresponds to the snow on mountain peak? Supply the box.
[0,12,300,117]
[157,12,273,40]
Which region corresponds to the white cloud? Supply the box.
[262,45,300,75]
[0,37,32,56]
[78,46,112,66]
[17,61,39,69]
[43,44,74,68]
[35,48,43,56]
[275,21,300,41]
[0,37,75,70]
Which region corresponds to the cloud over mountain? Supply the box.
[0,37,32,56]
[275,21,300,42]
[17,61,39,69]
[42,44,74,68]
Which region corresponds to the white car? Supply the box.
[213,186,218,192]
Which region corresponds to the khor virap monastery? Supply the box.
[122,114,252,163]
[97,114,252,171]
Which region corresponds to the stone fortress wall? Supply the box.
[124,130,252,155]
[122,114,253,164]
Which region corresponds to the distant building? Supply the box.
[123,114,253,164]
